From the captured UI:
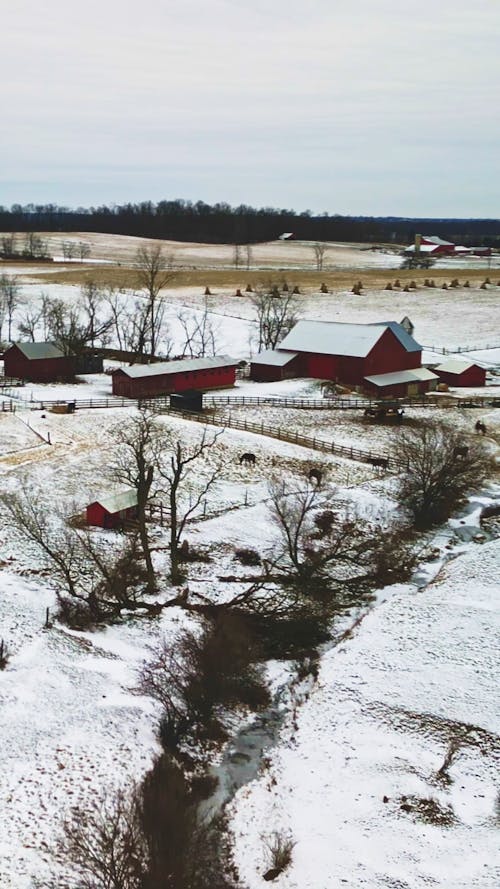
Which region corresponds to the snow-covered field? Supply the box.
[0,244,499,887]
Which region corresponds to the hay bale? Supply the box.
[204,286,211,295]
[385,282,393,290]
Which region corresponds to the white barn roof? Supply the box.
[364,368,438,387]
[251,350,298,367]
[117,355,237,379]
[90,489,138,514]
[278,320,421,359]
[435,359,479,374]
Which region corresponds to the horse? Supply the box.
[308,467,322,485]
[453,445,469,459]
[368,456,389,469]
[239,452,256,466]
[475,421,487,436]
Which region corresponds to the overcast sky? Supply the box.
[1,0,498,217]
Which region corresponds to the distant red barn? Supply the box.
[112,356,238,399]
[86,490,138,529]
[4,342,75,382]
[434,359,486,388]
[250,321,422,388]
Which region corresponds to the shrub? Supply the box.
[234,547,262,567]
[0,639,11,670]
[399,795,456,826]
[263,830,295,880]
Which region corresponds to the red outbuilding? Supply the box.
[363,367,438,398]
[434,359,486,388]
[4,342,75,382]
[112,356,238,399]
[86,490,138,529]
[250,320,422,387]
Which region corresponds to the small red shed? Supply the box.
[434,359,486,388]
[250,349,300,382]
[112,356,238,399]
[363,367,438,397]
[86,489,138,529]
[4,342,75,382]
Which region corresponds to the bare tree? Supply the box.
[80,281,113,348]
[394,422,491,528]
[232,244,242,269]
[244,244,253,271]
[22,232,49,259]
[177,300,220,358]
[17,305,44,341]
[251,287,299,351]
[135,244,175,357]
[77,241,91,262]
[158,428,223,584]
[55,787,146,889]
[0,274,22,341]
[61,240,77,261]
[312,242,328,271]
[111,411,162,592]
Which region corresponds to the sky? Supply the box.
[0,0,499,217]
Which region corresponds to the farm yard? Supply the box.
[0,236,499,888]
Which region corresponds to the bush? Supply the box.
[234,547,262,566]
[0,639,11,670]
[399,795,456,826]
[263,830,295,880]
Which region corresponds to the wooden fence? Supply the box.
[147,402,402,471]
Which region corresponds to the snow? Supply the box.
[0,248,499,887]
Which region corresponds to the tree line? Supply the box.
[0,201,499,246]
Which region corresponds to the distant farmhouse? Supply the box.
[250,320,438,397]
[404,234,491,257]
[3,342,75,382]
[112,355,238,399]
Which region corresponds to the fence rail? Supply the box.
[422,342,500,355]
[145,402,402,471]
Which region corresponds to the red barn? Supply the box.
[250,349,300,382]
[4,342,75,382]
[434,359,486,388]
[112,355,238,399]
[364,367,438,397]
[250,321,422,386]
[86,489,138,529]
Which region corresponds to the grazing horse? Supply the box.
[308,467,322,485]
[453,445,469,459]
[239,452,256,466]
[475,420,487,436]
[368,456,389,469]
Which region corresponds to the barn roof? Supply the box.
[117,355,237,379]
[11,342,65,360]
[404,244,441,254]
[278,320,421,358]
[251,349,299,367]
[89,489,138,514]
[364,368,438,387]
[435,359,480,374]
[421,235,455,246]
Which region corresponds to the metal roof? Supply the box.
[11,342,65,360]
[421,235,455,246]
[278,320,421,358]
[435,359,479,374]
[251,349,299,367]
[117,355,238,379]
[90,489,138,514]
[364,368,438,387]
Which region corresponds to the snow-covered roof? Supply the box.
[278,320,421,358]
[435,359,480,374]
[364,368,438,387]
[251,350,299,367]
[421,235,455,246]
[117,355,237,379]
[278,232,295,240]
[404,244,440,254]
[89,489,138,514]
[11,342,65,360]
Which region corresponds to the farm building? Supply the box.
[250,349,301,382]
[4,342,75,382]
[250,320,422,387]
[112,355,238,399]
[86,490,138,529]
[363,367,438,398]
[434,359,486,388]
